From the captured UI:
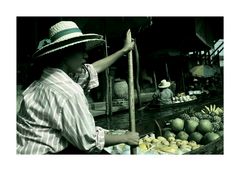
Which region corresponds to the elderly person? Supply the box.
[153,79,174,105]
[17,21,139,154]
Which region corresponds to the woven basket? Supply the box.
[113,79,128,99]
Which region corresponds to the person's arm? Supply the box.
[152,89,160,100]
[92,29,134,73]
[104,131,139,147]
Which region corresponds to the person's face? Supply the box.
[64,50,88,73]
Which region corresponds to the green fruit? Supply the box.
[185,120,199,133]
[212,122,221,132]
[202,132,220,144]
[217,130,224,137]
[162,127,171,132]
[171,118,184,132]
[213,116,222,123]
[189,132,203,143]
[190,116,199,123]
[194,112,203,119]
[180,113,191,120]
[202,114,212,120]
[163,130,176,139]
[176,131,189,141]
[198,119,213,134]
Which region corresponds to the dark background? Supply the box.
[17,16,223,94]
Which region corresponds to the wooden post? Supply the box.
[153,71,158,91]
[108,69,113,116]
[104,36,113,117]
[165,62,171,81]
[127,29,137,154]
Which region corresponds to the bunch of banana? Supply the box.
[155,145,178,154]
[138,134,202,154]
[201,104,223,115]
[139,142,151,152]
[138,134,156,152]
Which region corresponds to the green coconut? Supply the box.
[176,131,189,141]
[171,118,184,132]
[189,132,203,143]
[202,132,220,144]
[197,119,213,134]
[163,130,176,139]
[185,120,199,133]
[217,130,224,137]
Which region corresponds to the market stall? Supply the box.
[17,17,223,155]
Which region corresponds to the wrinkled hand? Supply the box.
[124,131,139,146]
[122,29,135,53]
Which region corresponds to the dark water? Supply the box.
[95,97,223,135]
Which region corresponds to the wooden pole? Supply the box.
[153,71,158,91]
[104,36,110,117]
[127,29,137,154]
[109,72,113,116]
[134,39,142,108]
[104,36,113,119]
[165,62,171,81]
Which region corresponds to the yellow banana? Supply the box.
[205,106,210,113]
[160,146,177,154]
[213,104,216,112]
[219,108,223,113]
[139,143,148,151]
[216,108,219,115]
[215,107,222,115]
[201,109,206,114]
[210,105,213,112]
[146,143,152,149]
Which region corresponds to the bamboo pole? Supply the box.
[108,69,113,116]
[134,39,142,108]
[104,36,110,117]
[127,29,137,154]
[153,71,158,91]
[165,62,171,81]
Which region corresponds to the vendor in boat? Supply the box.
[153,79,174,105]
[17,21,139,154]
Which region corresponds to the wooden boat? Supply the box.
[185,135,223,154]
[148,99,198,110]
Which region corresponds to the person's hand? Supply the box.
[124,131,139,146]
[122,29,135,53]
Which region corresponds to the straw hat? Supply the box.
[158,79,171,88]
[33,21,105,58]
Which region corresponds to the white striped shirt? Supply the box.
[17,64,105,154]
